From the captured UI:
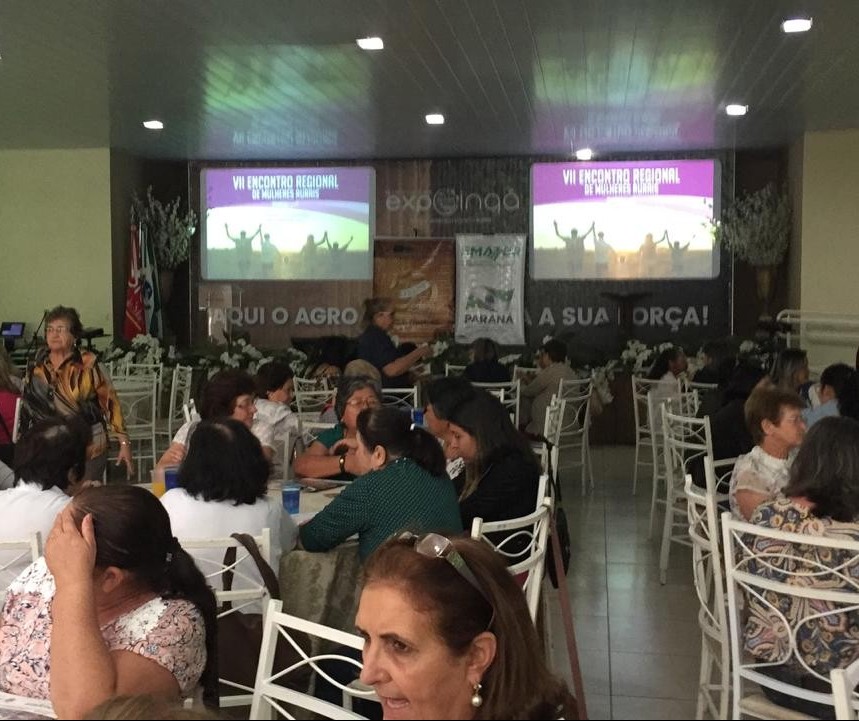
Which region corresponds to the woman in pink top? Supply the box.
[0,485,218,718]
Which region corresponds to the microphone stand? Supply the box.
[23,310,48,379]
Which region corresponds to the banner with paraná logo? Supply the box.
[455,234,526,345]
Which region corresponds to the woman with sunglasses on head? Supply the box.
[356,298,431,389]
[292,375,382,481]
[299,406,462,561]
[23,305,132,481]
[356,533,577,719]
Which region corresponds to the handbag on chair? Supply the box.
[218,533,311,700]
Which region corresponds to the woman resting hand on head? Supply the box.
[0,485,217,718]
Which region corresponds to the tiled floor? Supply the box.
[547,444,700,720]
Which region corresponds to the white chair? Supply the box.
[114,377,159,480]
[831,657,859,719]
[722,512,859,720]
[556,378,595,495]
[250,598,376,720]
[380,386,418,410]
[294,376,331,393]
[658,398,709,584]
[182,399,201,424]
[631,376,663,495]
[536,396,566,477]
[295,388,335,424]
[0,532,42,593]
[444,363,466,376]
[179,530,274,709]
[685,457,732,721]
[512,364,539,383]
[116,362,164,408]
[470,497,553,623]
[155,365,193,453]
[473,379,521,428]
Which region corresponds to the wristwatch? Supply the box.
[339,453,347,473]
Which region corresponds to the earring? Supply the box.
[471,682,483,708]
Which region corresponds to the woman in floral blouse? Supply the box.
[746,416,859,717]
[0,485,217,718]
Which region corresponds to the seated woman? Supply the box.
[299,406,462,561]
[644,345,687,409]
[0,417,90,583]
[746,416,859,718]
[357,533,577,719]
[253,361,299,438]
[769,348,811,402]
[157,369,275,469]
[161,418,298,567]
[423,376,477,478]
[464,338,510,383]
[292,375,381,482]
[729,386,806,520]
[446,390,541,535]
[802,363,857,427]
[0,485,217,718]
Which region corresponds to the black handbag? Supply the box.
[543,442,572,589]
[218,534,311,701]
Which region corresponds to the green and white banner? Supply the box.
[455,234,526,345]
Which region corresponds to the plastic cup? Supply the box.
[282,483,301,514]
[164,466,180,491]
[410,407,425,428]
[149,469,166,498]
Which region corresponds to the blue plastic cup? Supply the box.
[282,484,301,514]
[164,466,180,491]
[410,407,425,427]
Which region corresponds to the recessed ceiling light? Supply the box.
[425,113,445,125]
[725,104,748,117]
[356,36,384,50]
[575,148,593,161]
[781,17,813,33]
[142,119,164,130]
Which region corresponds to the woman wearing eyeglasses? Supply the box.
[292,375,382,481]
[23,305,131,481]
[299,406,462,560]
[356,533,577,719]
[356,298,431,389]
[156,369,275,470]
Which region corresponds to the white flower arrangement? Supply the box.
[717,183,791,267]
[132,186,197,270]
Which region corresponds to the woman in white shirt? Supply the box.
[161,418,297,582]
[156,369,275,469]
[0,416,89,584]
[253,362,300,471]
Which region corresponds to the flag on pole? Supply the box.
[122,223,145,340]
[140,223,163,339]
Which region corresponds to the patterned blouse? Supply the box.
[729,445,794,518]
[28,348,126,458]
[745,497,859,676]
[0,559,206,699]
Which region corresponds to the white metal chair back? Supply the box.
[11,396,22,443]
[295,420,338,456]
[380,386,418,410]
[182,399,201,424]
[114,377,159,480]
[250,598,375,720]
[556,378,595,496]
[117,362,164,408]
[0,532,42,594]
[512,364,539,383]
[473,379,520,427]
[537,396,565,477]
[294,376,330,393]
[832,657,859,719]
[657,397,708,583]
[645,384,692,539]
[631,376,667,495]
[722,512,859,719]
[179,529,273,708]
[685,457,731,721]
[155,365,193,452]
[444,363,466,376]
[295,388,335,423]
[470,497,553,623]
